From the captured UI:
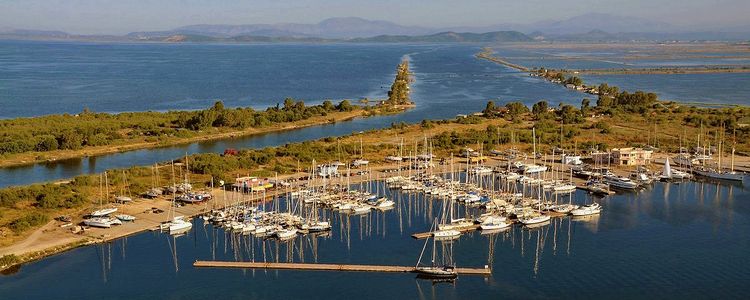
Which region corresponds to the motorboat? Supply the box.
[604,175,638,190]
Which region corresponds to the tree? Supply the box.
[483,101,496,116]
[283,98,295,111]
[322,100,335,111]
[505,102,529,119]
[35,135,59,152]
[532,100,549,117]
[564,76,583,86]
[581,98,590,110]
[57,131,83,150]
[336,100,354,112]
[212,101,225,111]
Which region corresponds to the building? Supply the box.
[611,147,653,166]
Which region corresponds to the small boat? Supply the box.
[350,204,372,214]
[301,221,331,232]
[90,207,118,217]
[114,196,132,203]
[83,217,113,228]
[550,203,579,214]
[518,214,551,225]
[115,214,136,222]
[552,183,577,193]
[571,203,602,216]
[479,216,510,230]
[164,216,192,233]
[659,158,691,181]
[415,266,458,279]
[432,229,461,239]
[275,228,298,240]
[629,172,653,186]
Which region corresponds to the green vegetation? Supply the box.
[0,254,19,266]
[386,60,413,106]
[0,99,355,157]
[9,212,49,234]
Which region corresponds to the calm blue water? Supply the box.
[491,46,750,104]
[0,41,585,188]
[580,73,750,104]
[1,180,748,299]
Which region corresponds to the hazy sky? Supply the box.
[1,0,748,34]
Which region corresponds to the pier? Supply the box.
[193,261,492,276]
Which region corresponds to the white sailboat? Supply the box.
[161,161,192,234]
[416,219,458,279]
[90,173,118,217]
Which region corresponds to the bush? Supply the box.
[9,212,49,234]
[0,254,20,266]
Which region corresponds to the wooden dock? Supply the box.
[193,261,491,276]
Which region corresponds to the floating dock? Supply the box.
[193,261,491,276]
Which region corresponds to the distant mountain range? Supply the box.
[2,14,749,43]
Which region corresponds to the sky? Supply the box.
[1,0,748,34]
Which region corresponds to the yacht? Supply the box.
[604,175,638,190]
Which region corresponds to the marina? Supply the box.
[0,12,748,298]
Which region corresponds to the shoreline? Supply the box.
[0,109,378,170]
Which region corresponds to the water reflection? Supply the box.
[3,179,749,299]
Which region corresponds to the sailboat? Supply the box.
[659,157,691,181]
[113,171,133,203]
[571,202,602,216]
[352,137,369,167]
[161,161,193,234]
[479,215,511,231]
[90,172,118,217]
[694,128,744,182]
[416,219,458,279]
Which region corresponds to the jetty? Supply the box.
[193,260,492,276]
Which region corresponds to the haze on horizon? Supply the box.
[1,0,749,35]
